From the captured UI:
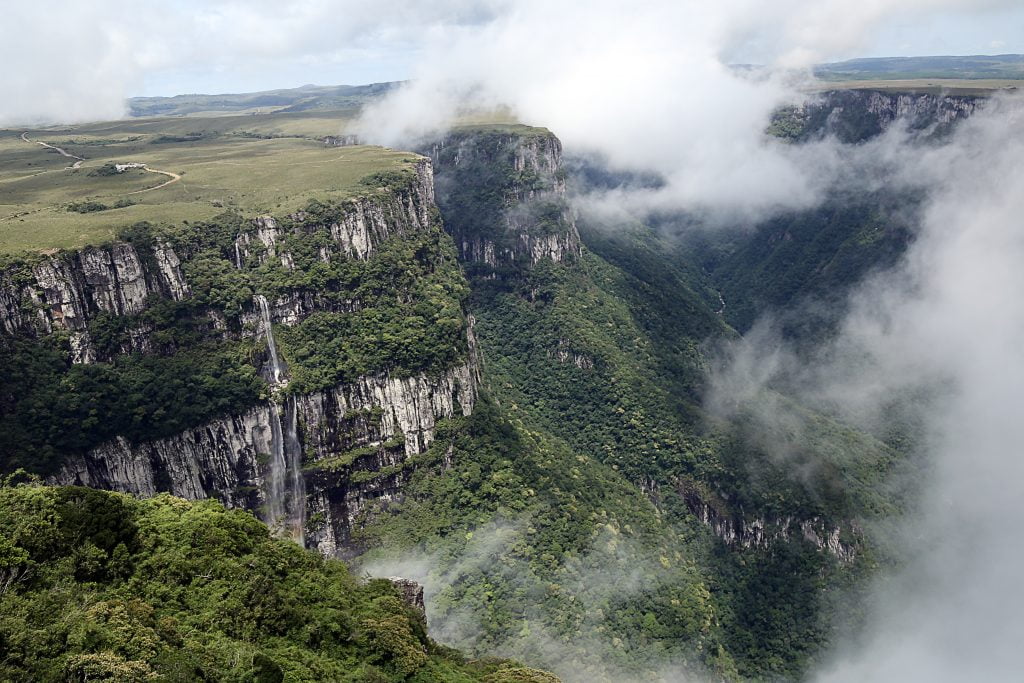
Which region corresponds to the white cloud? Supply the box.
[3,0,1021,127]
[357,0,1023,219]
[0,0,500,125]
[705,95,1024,680]
[811,95,1024,680]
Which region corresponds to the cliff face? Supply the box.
[3,156,480,555]
[0,159,436,364]
[51,355,478,556]
[677,481,857,562]
[237,159,436,266]
[424,129,582,269]
[0,242,189,363]
[774,89,983,143]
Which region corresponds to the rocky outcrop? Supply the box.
[511,133,566,198]
[0,159,436,364]
[677,480,857,562]
[775,89,983,143]
[323,134,360,147]
[547,340,594,370]
[50,353,479,557]
[234,159,436,265]
[388,577,426,617]
[0,242,188,343]
[426,130,582,269]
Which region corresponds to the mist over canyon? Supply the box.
[1,2,1023,682]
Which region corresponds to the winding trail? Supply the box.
[125,166,181,195]
[18,132,181,194]
[21,131,84,169]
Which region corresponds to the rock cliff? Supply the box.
[236,158,436,266]
[0,159,436,363]
[51,354,478,556]
[0,242,189,362]
[677,479,857,562]
[2,155,481,555]
[425,129,582,269]
[774,88,984,143]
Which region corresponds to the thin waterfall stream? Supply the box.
[255,294,305,544]
[285,398,306,546]
[266,402,288,530]
[255,294,283,385]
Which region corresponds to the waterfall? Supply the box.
[234,242,243,269]
[265,402,287,533]
[284,397,306,546]
[255,294,305,545]
[255,294,282,385]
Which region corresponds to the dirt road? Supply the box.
[21,132,85,169]
[125,166,181,195]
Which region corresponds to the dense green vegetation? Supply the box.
[454,247,889,679]
[674,192,921,338]
[329,127,906,680]
[354,399,738,681]
[0,481,555,682]
[0,335,263,475]
[0,189,470,475]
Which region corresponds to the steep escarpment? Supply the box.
[334,125,879,681]
[771,88,983,143]
[0,160,437,361]
[424,126,582,270]
[51,360,478,554]
[1,156,479,553]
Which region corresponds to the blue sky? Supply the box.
[857,6,1024,60]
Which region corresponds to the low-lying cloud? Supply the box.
[705,94,1024,680]
[813,95,1024,681]
[356,0,1021,220]
[360,515,712,682]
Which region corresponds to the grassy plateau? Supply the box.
[0,111,419,254]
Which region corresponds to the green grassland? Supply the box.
[810,54,1024,94]
[72,109,361,138]
[0,113,420,254]
[813,54,1024,81]
[126,82,399,117]
[810,78,1020,95]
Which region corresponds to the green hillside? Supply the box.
[0,102,929,681]
[0,481,555,682]
[334,126,904,681]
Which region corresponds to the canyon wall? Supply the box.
[0,156,480,555]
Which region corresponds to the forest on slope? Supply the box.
[0,85,985,681]
[346,121,922,680]
[0,480,555,682]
